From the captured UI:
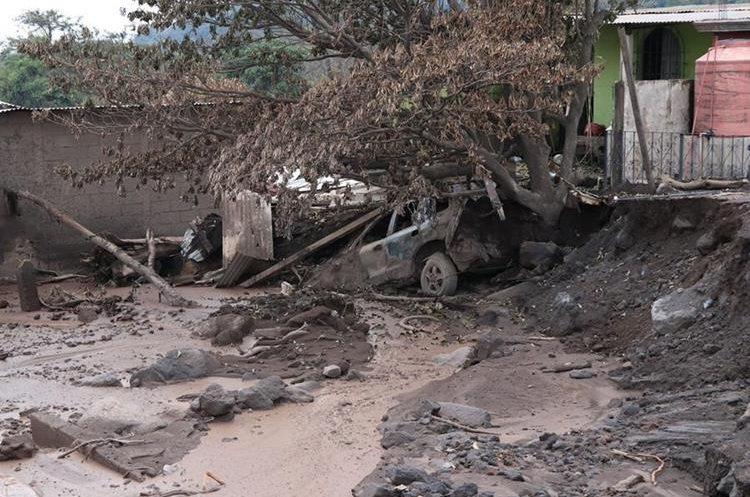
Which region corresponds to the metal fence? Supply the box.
[606,130,750,185]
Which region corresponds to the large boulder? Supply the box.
[198,384,236,417]
[131,349,222,387]
[651,288,706,334]
[519,242,563,271]
[437,402,491,428]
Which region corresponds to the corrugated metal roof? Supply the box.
[614,4,750,25]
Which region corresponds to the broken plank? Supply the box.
[240,208,384,288]
[10,189,194,308]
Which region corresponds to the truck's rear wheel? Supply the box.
[420,252,458,296]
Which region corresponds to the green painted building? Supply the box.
[592,6,718,127]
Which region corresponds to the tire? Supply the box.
[420,252,458,296]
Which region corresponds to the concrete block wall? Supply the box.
[0,110,215,274]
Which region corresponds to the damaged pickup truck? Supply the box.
[358,197,514,296]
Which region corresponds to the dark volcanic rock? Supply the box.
[131,348,222,387]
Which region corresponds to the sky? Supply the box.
[0,0,137,41]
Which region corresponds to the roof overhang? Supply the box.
[612,4,750,27]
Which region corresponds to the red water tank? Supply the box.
[694,39,750,136]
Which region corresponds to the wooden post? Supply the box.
[618,27,655,191]
[16,260,41,312]
[612,81,625,188]
[12,190,195,308]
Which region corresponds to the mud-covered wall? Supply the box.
[0,110,214,275]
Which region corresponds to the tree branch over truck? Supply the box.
[23,0,634,228]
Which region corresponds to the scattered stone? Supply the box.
[621,403,640,417]
[210,314,255,346]
[75,372,121,387]
[283,385,314,403]
[237,388,274,410]
[357,483,397,497]
[386,465,427,485]
[323,365,342,379]
[345,369,367,381]
[131,349,222,387]
[253,376,287,402]
[433,346,474,369]
[451,483,478,497]
[76,305,99,324]
[198,384,236,418]
[569,369,596,380]
[437,402,491,428]
[498,468,524,481]
[381,430,415,449]
[651,287,703,334]
[473,331,504,362]
[0,436,35,461]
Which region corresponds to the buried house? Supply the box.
[592,3,750,184]
[0,104,215,278]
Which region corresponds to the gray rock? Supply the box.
[345,369,367,381]
[237,387,274,410]
[75,372,121,387]
[381,430,415,449]
[414,399,442,418]
[433,346,474,369]
[432,345,474,368]
[199,313,254,345]
[199,386,235,417]
[293,380,322,394]
[357,484,397,497]
[131,349,221,387]
[621,402,640,417]
[651,287,703,334]
[438,402,491,428]
[498,468,524,481]
[76,305,99,324]
[387,465,427,485]
[254,376,287,401]
[473,331,504,362]
[323,365,342,378]
[283,385,314,403]
[569,369,596,379]
[451,483,478,497]
[519,241,562,270]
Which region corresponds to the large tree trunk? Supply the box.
[12,190,195,308]
[475,138,566,226]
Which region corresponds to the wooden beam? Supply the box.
[618,27,655,191]
[240,208,384,288]
[10,189,195,308]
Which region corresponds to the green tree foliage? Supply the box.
[222,41,309,99]
[0,52,77,107]
[0,9,82,107]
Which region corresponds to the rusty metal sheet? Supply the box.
[221,191,273,268]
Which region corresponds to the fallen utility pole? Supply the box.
[240,207,384,288]
[618,27,655,192]
[10,190,195,308]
